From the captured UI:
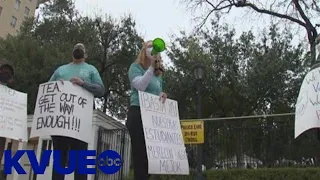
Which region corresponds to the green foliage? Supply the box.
[125,168,320,180]
[205,168,320,180]
[166,20,307,119]
[0,0,143,118]
[124,169,196,180]
[164,19,311,168]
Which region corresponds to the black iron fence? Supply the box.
[94,115,319,179]
[185,115,320,170]
[95,127,130,180]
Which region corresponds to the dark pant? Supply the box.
[0,137,5,178]
[0,137,6,163]
[51,136,88,180]
[126,106,150,180]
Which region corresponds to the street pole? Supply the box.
[196,80,203,180]
[193,61,205,179]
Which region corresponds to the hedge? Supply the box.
[125,168,320,180]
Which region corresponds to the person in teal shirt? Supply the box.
[49,44,104,98]
[126,40,168,180]
[48,43,104,180]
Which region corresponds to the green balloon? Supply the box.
[151,38,166,55]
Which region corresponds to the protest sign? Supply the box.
[0,84,28,142]
[138,91,189,175]
[295,67,320,138]
[181,120,204,144]
[30,81,93,143]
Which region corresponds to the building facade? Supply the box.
[0,0,46,38]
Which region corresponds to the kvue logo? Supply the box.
[4,150,122,175]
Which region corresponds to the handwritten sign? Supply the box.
[139,91,189,175]
[181,120,204,144]
[0,84,28,142]
[30,81,93,143]
[295,67,320,138]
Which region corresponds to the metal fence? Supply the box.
[95,127,130,180]
[185,115,320,170]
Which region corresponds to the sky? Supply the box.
[74,0,195,40]
[73,0,196,65]
[36,0,320,64]
[69,0,318,65]
[70,0,304,64]
[72,0,274,38]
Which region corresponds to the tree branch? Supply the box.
[241,2,306,28]
[200,1,307,29]
[293,0,318,43]
[198,0,233,30]
[312,0,320,12]
[95,18,107,74]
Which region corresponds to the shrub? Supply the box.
[125,168,320,180]
[206,168,320,180]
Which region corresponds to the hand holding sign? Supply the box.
[30,81,93,143]
[159,92,168,103]
[70,77,84,86]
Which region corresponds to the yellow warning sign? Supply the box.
[181,121,204,144]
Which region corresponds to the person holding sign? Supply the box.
[0,63,15,177]
[127,40,167,180]
[0,63,14,87]
[48,43,104,180]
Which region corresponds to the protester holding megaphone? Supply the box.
[126,38,167,180]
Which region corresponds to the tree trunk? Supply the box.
[311,43,317,65]
[103,91,110,113]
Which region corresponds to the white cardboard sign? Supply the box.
[30,81,93,143]
[139,91,190,175]
[0,84,28,142]
[295,67,320,138]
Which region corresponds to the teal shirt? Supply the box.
[128,63,163,106]
[49,62,104,88]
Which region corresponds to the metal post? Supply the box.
[196,80,203,180]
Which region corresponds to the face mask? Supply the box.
[146,47,153,58]
[73,49,85,60]
[0,72,11,84]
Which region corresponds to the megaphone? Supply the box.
[151,38,166,55]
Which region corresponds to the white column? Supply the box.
[34,137,45,180]
[35,137,43,165]
[124,138,131,178]
[87,124,98,180]
[11,140,27,180]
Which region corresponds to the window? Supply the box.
[24,7,30,17]
[0,6,2,17]
[10,16,17,28]
[15,0,21,10]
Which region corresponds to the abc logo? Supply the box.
[98,150,122,174]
